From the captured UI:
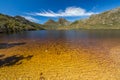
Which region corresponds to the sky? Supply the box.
[0,0,120,24]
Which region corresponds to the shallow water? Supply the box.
[0,30,120,80]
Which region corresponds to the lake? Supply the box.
[0,30,120,80]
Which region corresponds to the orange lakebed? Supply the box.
[0,30,120,80]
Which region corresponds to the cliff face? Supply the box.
[44,19,58,25]
[58,18,70,26]
[43,18,70,29]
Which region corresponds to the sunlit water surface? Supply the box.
[0,30,120,80]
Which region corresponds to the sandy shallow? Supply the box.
[0,38,120,80]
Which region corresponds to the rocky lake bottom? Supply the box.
[0,30,120,80]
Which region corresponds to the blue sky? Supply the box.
[0,0,120,24]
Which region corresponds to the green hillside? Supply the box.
[0,7,120,32]
[58,7,120,30]
[0,14,44,33]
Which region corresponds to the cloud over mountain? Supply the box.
[22,16,40,22]
[32,7,96,17]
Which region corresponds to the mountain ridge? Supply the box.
[43,18,70,29]
[0,7,120,32]
[58,7,120,30]
[0,14,44,33]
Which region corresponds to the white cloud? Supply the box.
[22,16,40,22]
[33,7,95,17]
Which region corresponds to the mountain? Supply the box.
[43,18,70,29]
[58,18,70,26]
[44,19,58,26]
[0,14,44,33]
[59,7,120,29]
[1,7,119,32]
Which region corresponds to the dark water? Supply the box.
[0,30,120,50]
[0,30,120,41]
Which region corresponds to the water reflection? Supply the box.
[0,42,26,49]
[0,30,120,40]
[0,30,120,50]
[0,55,33,67]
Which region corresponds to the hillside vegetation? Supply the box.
[57,7,120,30]
[0,14,44,33]
[0,7,120,32]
